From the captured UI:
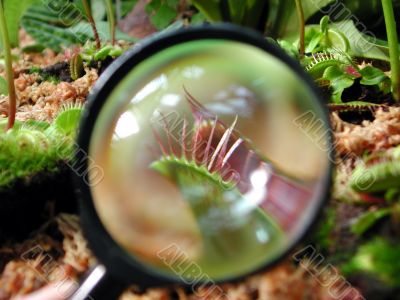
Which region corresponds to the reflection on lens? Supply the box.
[89,39,330,281]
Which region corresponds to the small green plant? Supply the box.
[0,0,16,130]
[381,0,400,101]
[350,146,400,194]
[342,238,400,287]
[69,53,85,81]
[80,41,124,62]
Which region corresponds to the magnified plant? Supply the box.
[150,89,313,239]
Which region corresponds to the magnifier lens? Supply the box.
[88,39,330,281]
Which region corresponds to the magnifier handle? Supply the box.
[69,264,127,300]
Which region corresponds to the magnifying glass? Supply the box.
[71,24,333,300]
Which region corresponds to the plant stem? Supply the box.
[0,1,16,130]
[382,0,400,102]
[115,0,121,22]
[82,0,101,50]
[294,0,305,58]
[105,0,116,45]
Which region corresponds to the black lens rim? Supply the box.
[75,23,334,288]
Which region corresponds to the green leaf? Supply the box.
[22,44,46,53]
[323,65,355,103]
[1,0,39,48]
[24,4,78,26]
[21,17,81,52]
[191,0,222,22]
[117,0,138,18]
[227,0,246,24]
[334,20,391,62]
[242,0,269,28]
[320,15,329,34]
[91,0,107,21]
[52,107,83,137]
[350,208,391,236]
[69,21,137,43]
[359,66,389,86]
[341,238,400,287]
[305,31,323,53]
[0,76,8,95]
[146,0,161,13]
[191,12,206,24]
[273,0,335,38]
[149,4,177,30]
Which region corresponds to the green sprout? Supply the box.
[0,0,16,130]
[381,0,400,101]
[82,0,101,50]
[105,0,116,45]
[294,0,305,58]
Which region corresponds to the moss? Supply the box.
[0,106,82,187]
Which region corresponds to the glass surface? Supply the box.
[88,40,330,281]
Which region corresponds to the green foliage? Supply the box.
[310,208,336,250]
[0,0,38,49]
[302,35,391,103]
[21,1,135,53]
[21,44,46,53]
[350,160,400,193]
[382,0,400,101]
[70,53,84,81]
[297,16,398,63]
[341,238,400,287]
[104,0,116,44]
[302,17,350,53]
[81,42,125,62]
[269,0,333,38]
[190,0,270,30]
[115,0,138,19]
[146,0,179,30]
[0,0,16,129]
[0,107,82,187]
[21,17,83,52]
[323,64,357,103]
[69,21,136,43]
[52,105,83,137]
[191,0,221,22]
[350,208,391,236]
[0,76,7,95]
